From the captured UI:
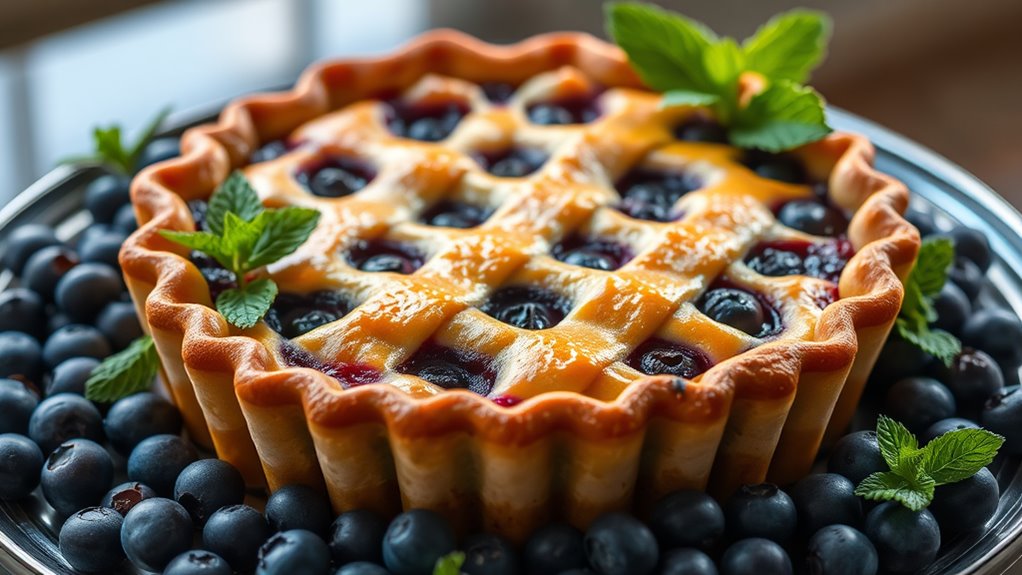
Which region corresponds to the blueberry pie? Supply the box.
[122,32,919,540]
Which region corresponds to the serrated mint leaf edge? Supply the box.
[921,428,1005,485]
[85,335,159,402]
[215,278,279,329]
[206,170,264,235]
[855,470,934,512]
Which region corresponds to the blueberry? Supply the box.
[0,379,38,434]
[265,483,333,535]
[329,508,387,564]
[42,324,111,370]
[256,529,332,575]
[863,502,940,573]
[697,288,766,336]
[922,417,979,444]
[78,227,128,269]
[102,481,157,515]
[523,522,587,575]
[29,393,104,454]
[55,263,124,323]
[948,257,984,302]
[904,208,938,237]
[724,483,797,543]
[720,538,792,575]
[113,203,139,234]
[659,548,718,575]
[930,466,999,536]
[174,458,245,525]
[675,119,728,144]
[942,349,1004,408]
[0,331,44,381]
[308,166,368,198]
[137,137,181,170]
[0,433,43,499]
[84,175,131,223]
[806,525,878,575]
[382,509,456,575]
[127,434,198,496]
[828,431,886,485]
[204,504,271,572]
[584,512,659,575]
[95,301,143,351]
[883,377,956,433]
[871,336,931,383]
[962,308,1022,370]
[649,489,725,549]
[628,339,710,379]
[0,288,47,340]
[121,497,194,572]
[48,313,72,336]
[932,282,971,335]
[777,200,846,236]
[336,563,392,575]
[40,438,113,516]
[748,154,805,184]
[2,224,60,273]
[104,392,182,455]
[461,532,518,575]
[948,226,992,272]
[422,200,491,228]
[481,286,570,330]
[164,550,233,575]
[58,506,125,572]
[790,473,863,535]
[982,388,1022,454]
[560,248,616,270]
[47,357,100,396]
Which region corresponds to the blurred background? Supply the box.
[0,0,1018,203]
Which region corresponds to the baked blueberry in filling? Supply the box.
[474,148,548,178]
[480,82,516,103]
[745,239,854,283]
[626,338,712,379]
[776,199,848,237]
[480,286,571,330]
[279,342,380,388]
[264,291,351,339]
[249,139,292,164]
[346,240,425,274]
[697,282,782,337]
[744,151,807,184]
[387,100,469,142]
[295,156,375,198]
[673,118,728,144]
[189,251,237,302]
[188,199,209,231]
[421,200,493,229]
[551,235,631,271]
[615,169,700,222]
[397,343,496,396]
[526,94,601,125]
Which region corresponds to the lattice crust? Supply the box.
[122,31,920,540]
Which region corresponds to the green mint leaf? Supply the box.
[85,335,159,402]
[701,38,744,122]
[432,551,465,575]
[159,230,234,271]
[921,428,1004,485]
[661,90,720,109]
[911,237,955,298]
[742,10,831,83]
[216,278,278,329]
[855,470,934,512]
[206,171,264,235]
[127,106,172,171]
[896,320,962,366]
[876,414,921,477]
[220,211,265,271]
[93,126,132,175]
[246,207,321,270]
[606,2,718,94]
[730,80,832,152]
[896,235,961,364]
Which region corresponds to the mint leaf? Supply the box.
[159,230,233,270]
[85,336,159,402]
[126,106,172,170]
[216,278,278,329]
[921,428,1004,485]
[220,211,264,269]
[246,207,321,270]
[876,414,920,477]
[855,470,934,512]
[206,171,264,235]
[62,108,172,174]
[743,10,831,84]
[661,90,720,109]
[433,551,465,575]
[911,237,955,297]
[895,235,961,365]
[730,80,832,152]
[896,320,962,366]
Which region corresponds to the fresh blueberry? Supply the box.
[58,506,125,572]
[883,377,956,433]
[523,522,587,575]
[932,282,971,335]
[724,483,797,543]
[113,203,139,234]
[675,119,728,144]
[0,288,47,340]
[40,438,113,516]
[336,563,392,575]
[777,200,846,237]
[942,349,1004,408]
[747,153,805,184]
[922,417,979,444]
[982,387,1022,454]
[265,483,333,534]
[104,392,182,455]
[204,504,272,572]
[806,525,878,575]
[164,550,233,575]
[85,175,131,224]
[720,538,792,575]
[0,379,38,434]
[461,532,518,575]
[871,336,932,384]
[55,263,124,323]
[121,497,194,572]
[649,489,725,549]
[0,434,43,499]
[78,227,128,269]
[697,288,767,336]
[948,226,992,272]
[42,324,111,369]
[137,137,181,170]
[828,431,887,485]
[962,308,1022,370]
[0,331,44,381]
[948,257,984,302]
[930,466,999,536]
[904,208,938,237]
[2,224,61,273]
[329,508,387,564]
[863,502,940,573]
[790,473,863,535]
[174,458,246,525]
[95,301,143,351]
[382,509,457,575]
[48,313,72,337]
[256,529,332,575]
[584,512,659,575]
[47,357,100,396]
[29,393,104,454]
[102,481,157,516]
[660,548,718,575]
[127,434,198,496]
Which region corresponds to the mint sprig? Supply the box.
[854,415,1003,511]
[62,107,172,175]
[85,335,160,402]
[606,3,833,152]
[433,551,465,575]
[895,236,962,365]
[160,172,320,329]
